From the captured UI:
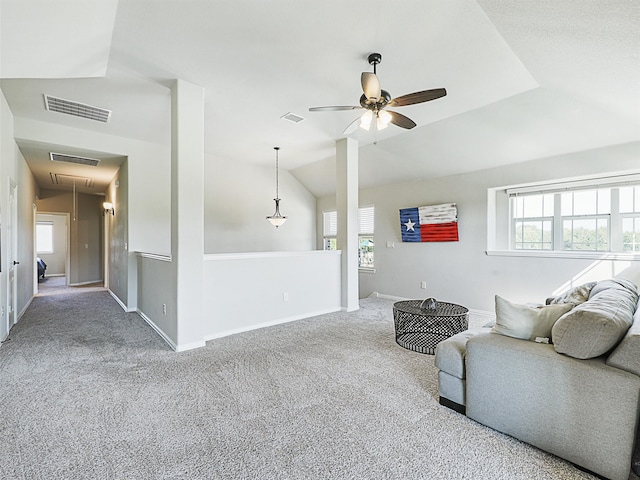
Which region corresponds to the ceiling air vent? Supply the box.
[281,112,305,124]
[50,173,94,188]
[50,152,100,167]
[44,94,111,123]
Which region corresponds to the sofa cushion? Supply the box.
[491,295,573,342]
[606,303,640,376]
[546,281,597,306]
[552,278,638,360]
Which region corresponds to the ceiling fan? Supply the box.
[309,53,447,135]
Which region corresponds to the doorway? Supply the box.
[34,212,70,294]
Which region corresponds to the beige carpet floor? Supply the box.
[0,291,633,479]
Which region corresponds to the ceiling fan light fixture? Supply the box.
[360,110,373,130]
[308,52,447,135]
[376,110,392,130]
[378,109,392,125]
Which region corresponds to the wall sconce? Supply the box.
[103,201,115,216]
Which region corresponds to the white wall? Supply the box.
[318,141,640,312]
[136,250,341,351]
[0,89,39,337]
[16,145,37,318]
[204,153,316,253]
[0,90,14,341]
[202,251,342,340]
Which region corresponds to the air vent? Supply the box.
[281,112,305,124]
[44,94,111,123]
[50,152,100,167]
[50,173,94,188]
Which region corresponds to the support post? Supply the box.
[336,137,359,311]
[171,79,205,349]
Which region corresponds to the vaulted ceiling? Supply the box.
[1,0,638,197]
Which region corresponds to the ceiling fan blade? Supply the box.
[387,110,417,129]
[309,106,362,112]
[342,116,361,135]
[361,72,381,101]
[388,88,447,107]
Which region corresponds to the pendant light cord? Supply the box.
[274,146,280,199]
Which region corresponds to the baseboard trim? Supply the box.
[204,306,342,343]
[18,296,34,321]
[108,290,135,313]
[136,309,178,351]
[369,292,409,301]
[68,279,103,287]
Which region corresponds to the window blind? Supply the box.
[323,211,337,236]
[324,206,375,235]
[358,206,374,235]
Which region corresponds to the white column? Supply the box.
[336,137,359,311]
[171,79,205,349]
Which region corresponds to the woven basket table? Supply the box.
[393,300,469,354]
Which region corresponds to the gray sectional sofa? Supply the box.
[435,278,640,480]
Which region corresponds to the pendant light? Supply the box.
[266,146,288,228]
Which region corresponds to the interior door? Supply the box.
[6,180,18,331]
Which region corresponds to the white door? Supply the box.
[6,180,18,330]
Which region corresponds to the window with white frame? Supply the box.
[323,206,375,268]
[358,206,375,268]
[36,221,54,254]
[621,185,640,252]
[506,179,640,253]
[323,211,338,251]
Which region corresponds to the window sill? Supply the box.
[486,250,640,261]
[359,267,376,274]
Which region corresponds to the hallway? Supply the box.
[37,276,105,297]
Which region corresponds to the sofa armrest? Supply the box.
[466,332,640,480]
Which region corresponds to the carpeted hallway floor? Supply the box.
[0,291,629,479]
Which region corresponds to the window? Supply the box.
[323,206,375,268]
[358,206,375,268]
[512,193,554,250]
[36,221,54,254]
[323,210,337,251]
[505,179,640,254]
[621,185,640,252]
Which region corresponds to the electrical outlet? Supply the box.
[162,304,167,315]
[421,281,427,289]
[283,292,289,302]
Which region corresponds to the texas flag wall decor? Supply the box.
[399,203,459,242]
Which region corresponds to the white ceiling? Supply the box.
[1,0,638,197]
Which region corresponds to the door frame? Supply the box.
[34,211,71,293]
[6,179,17,331]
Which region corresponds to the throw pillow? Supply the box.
[552,279,638,359]
[491,295,573,342]
[547,281,597,306]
